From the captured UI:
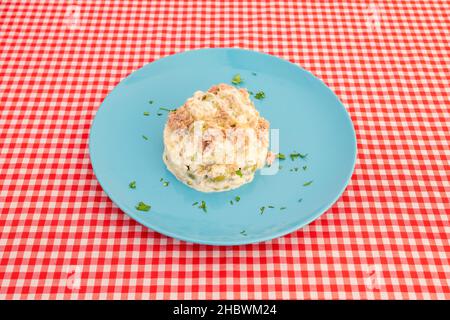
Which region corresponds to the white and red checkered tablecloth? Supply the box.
[0,0,448,299]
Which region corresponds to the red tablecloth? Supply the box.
[0,0,448,299]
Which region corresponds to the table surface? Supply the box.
[0,0,448,299]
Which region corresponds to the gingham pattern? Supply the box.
[0,0,448,300]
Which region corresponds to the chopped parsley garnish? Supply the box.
[192,201,199,206]
[235,169,243,178]
[260,206,266,215]
[160,178,169,187]
[303,180,313,186]
[277,153,286,160]
[290,152,300,160]
[248,91,254,95]
[252,72,257,76]
[254,91,265,100]
[298,198,303,203]
[231,74,243,85]
[280,207,287,210]
[159,107,175,112]
[240,230,248,236]
[290,167,299,172]
[198,200,207,213]
[268,205,275,209]
[143,111,150,116]
[129,181,136,189]
[290,152,307,161]
[303,165,307,171]
[148,100,154,104]
[230,196,240,205]
[135,201,151,212]
[142,135,149,140]
[157,112,163,116]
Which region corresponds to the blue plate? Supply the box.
[89,48,356,245]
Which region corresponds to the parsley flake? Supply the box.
[159,107,175,112]
[135,201,151,212]
[192,201,199,206]
[231,74,243,85]
[290,152,300,160]
[290,152,308,161]
[198,200,207,213]
[277,153,286,160]
[299,153,308,159]
[129,181,136,189]
[303,180,313,187]
[235,169,243,178]
[142,135,149,140]
[260,206,266,215]
[143,111,150,116]
[254,91,265,100]
[240,230,248,236]
[235,196,240,202]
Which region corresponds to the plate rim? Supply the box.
[89,47,357,246]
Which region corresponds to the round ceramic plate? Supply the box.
[89,48,356,245]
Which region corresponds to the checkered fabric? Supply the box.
[0,0,449,300]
